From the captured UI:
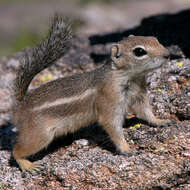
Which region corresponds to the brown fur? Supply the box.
[12,21,170,172]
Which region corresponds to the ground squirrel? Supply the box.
[12,16,170,173]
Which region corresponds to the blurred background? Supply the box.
[0,0,190,57]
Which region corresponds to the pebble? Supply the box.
[168,76,176,82]
[183,152,190,157]
[7,59,20,68]
[75,139,89,146]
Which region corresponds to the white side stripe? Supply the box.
[33,88,96,111]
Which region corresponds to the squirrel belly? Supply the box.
[12,16,170,173]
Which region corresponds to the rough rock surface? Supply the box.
[0,10,190,190]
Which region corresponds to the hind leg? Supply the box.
[13,124,54,173]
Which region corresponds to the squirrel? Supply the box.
[12,16,170,173]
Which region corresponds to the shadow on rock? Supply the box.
[0,122,16,151]
[9,118,141,168]
[28,118,145,162]
[89,9,190,57]
[9,123,114,167]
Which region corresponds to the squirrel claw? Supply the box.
[21,162,44,175]
[28,164,44,175]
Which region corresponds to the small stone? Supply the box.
[183,152,190,157]
[168,76,176,82]
[7,59,20,68]
[75,139,89,146]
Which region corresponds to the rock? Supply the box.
[75,139,89,146]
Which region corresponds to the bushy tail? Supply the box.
[13,15,72,101]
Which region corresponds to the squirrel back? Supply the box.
[13,15,72,102]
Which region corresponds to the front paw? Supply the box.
[151,119,174,127]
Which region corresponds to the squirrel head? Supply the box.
[110,35,170,74]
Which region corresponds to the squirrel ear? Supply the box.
[111,44,121,60]
[111,44,122,69]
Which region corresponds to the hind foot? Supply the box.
[17,158,44,174]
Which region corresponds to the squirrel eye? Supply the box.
[133,47,147,57]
